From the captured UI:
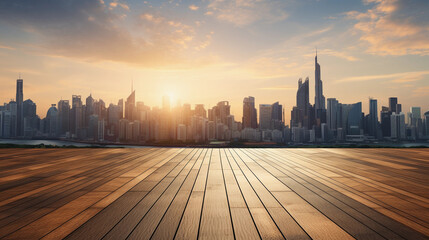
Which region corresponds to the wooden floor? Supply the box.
[0,148,428,239]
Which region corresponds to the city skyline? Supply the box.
[1,51,428,144]
[0,0,428,122]
[1,54,427,125]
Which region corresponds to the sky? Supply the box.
[0,0,428,123]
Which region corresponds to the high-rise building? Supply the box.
[177,124,187,141]
[88,114,99,140]
[194,104,207,118]
[291,77,311,128]
[118,99,124,119]
[410,107,421,126]
[340,102,362,135]
[211,101,230,125]
[259,104,272,130]
[389,97,398,113]
[396,104,402,114]
[57,100,70,136]
[314,52,325,111]
[327,98,339,131]
[380,106,391,138]
[0,110,12,138]
[368,98,378,137]
[242,96,257,129]
[424,111,429,137]
[71,95,82,137]
[8,101,17,137]
[16,78,24,136]
[22,99,38,137]
[85,94,94,127]
[271,102,283,130]
[125,90,135,121]
[46,104,58,137]
[391,113,406,140]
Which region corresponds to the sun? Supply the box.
[163,90,178,107]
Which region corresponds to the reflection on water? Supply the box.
[0,139,95,147]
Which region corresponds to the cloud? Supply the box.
[305,48,359,61]
[207,0,287,26]
[413,86,429,96]
[0,0,210,68]
[346,0,429,55]
[109,0,130,11]
[337,70,429,83]
[189,5,199,11]
[0,44,15,50]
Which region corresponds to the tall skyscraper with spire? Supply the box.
[16,77,24,136]
[314,51,325,111]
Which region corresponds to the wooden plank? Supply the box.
[0,148,427,240]
[175,149,211,240]
[198,149,234,240]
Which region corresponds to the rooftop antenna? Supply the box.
[18,72,21,79]
[131,79,134,92]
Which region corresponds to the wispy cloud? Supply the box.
[346,0,429,56]
[413,86,429,96]
[207,0,287,26]
[337,70,429,83]
[0,44,15,50]
[109,0,130,11]
[189,5,199,11]
[305,48,359,61]
[0,0,213,68]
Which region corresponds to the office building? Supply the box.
[242,96,257,129]
[16,78,24,136]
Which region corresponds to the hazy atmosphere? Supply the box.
[0,0,428,122]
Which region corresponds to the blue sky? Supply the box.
[0,0,428,121]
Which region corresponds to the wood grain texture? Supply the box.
[0,148,427,239]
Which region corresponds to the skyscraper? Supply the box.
[327,98,339,131]
[194,104,207,118]
[46,104,58,137]
[391,113,406,140]
[314,52,325,111]
[242,96,257,129]
[410,107,421,126]
[125,90,135,120]
[8,101,17,137]
[23,99,37,137]
[71,95,82,136]
[424,111,429,136]
[368,98,378,137]
[271,102,283,130]
[389,97,398,113]
[259,104,272,130]
[396,104,402,114]
[211,101,230,125]
[16,78,24,136]
[291,77,311,128]
[347,102,362,135]
[58,100,70,136]
[118,99,124,119]
[85,94,94,128]
[380,106,391,138]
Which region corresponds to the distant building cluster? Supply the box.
[1,54,428,144]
